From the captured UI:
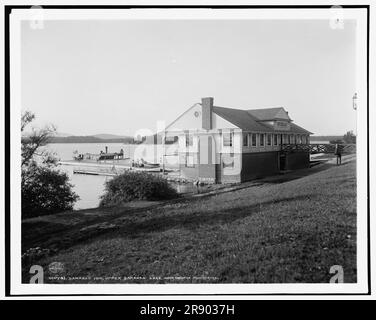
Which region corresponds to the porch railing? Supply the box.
[280,144,356,154]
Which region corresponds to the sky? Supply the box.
[21,18,357,136]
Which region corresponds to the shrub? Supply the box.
[22,163,79,219]
[100,171,178,206]
[21,110,79,218]
[343,131,356,144]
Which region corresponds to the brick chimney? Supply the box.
[201,97,213,130]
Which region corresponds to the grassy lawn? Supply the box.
[22,161,356,283]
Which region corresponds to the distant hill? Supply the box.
[92,133,130,140]
[55,132,73,137]
[49,135,134,144]
[139,133,178,145]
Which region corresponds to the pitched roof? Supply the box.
[213,105,312,134]
[289,122,313,134]
[213,106,271,132]
[247,107,291,121]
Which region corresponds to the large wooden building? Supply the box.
[162,97,312,183]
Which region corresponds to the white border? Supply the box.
[8,7,369,296]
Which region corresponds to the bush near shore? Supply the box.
[99,171,178,206]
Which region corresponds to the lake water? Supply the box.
[45,143,125,210]
[45,143,192,210]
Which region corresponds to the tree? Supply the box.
[21,111,78,219]
[343,131,356,144]
[21,110,56,167]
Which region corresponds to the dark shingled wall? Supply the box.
[285,152,310,170]
[241,152,280,182]
[181,150,310,183]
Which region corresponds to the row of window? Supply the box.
[184,132,308,167]
[242,133,308,147]
[223,132,309,147]
[183,132,309,148]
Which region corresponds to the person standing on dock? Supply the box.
[335,144,342,165]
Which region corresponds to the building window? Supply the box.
[282,134,287,144]
[223,132,233,147]
[267,134,272,146]
[243,133,248,147]
[260,133,265,146]
[222,156,234,169]
[302,135,306,144]
[186,134,193,147]
[186,154,195,167]
[165,136,178,144]
[251,133,257,147]
[297,135,301,144]
[273,134,278,146]
[290,134,295,144]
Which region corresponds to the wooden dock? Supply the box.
[70,164,167,176]
[73,169,117,176]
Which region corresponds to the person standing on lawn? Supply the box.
[335,143,342,165]
[194,179,200,194]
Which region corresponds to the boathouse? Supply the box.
[162,97,312,183]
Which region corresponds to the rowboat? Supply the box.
[140,159,160,168]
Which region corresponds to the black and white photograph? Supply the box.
[2,2,375,300]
